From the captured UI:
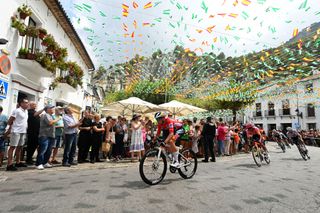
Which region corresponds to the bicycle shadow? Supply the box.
[232,163,259,169]
[280,158,305,161]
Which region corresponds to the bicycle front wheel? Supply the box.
[139,148,167,185]
[252,146,262,167]
[297,144,308,161]
[178,149,197,179]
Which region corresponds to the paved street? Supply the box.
[0,143,319,213]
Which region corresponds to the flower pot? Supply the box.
[19,12,28,20]
[19,54,27,59]
[41,41,48,46]
[39,33,46,40]
[47,46,54,52]
[19,30,26,37]
[26,53,35,60]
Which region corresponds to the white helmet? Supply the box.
[154,111,167,120]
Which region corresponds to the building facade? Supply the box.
[244,72,320,133]
[0,0,95,118]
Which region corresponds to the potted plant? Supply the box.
[38,28,47,39]
[17,4,32,20]
[11,16,27,36]
[18,48,28,58]
[26,51,36,60]
[41,34,55,47]
[26,26,39,38]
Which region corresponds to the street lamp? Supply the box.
[295,90,303,130]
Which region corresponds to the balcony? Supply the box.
[16,58,53,78]
[265,109,276,117]
[253,111,262,118]
[279,108,291,117]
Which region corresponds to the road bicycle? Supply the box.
[292,137,310,161]
[251,139,270,167]
[139,138,197,185]
[272,137,286,153]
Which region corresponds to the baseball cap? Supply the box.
[44,104,55,111]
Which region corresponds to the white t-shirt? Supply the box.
[11,107,28,133]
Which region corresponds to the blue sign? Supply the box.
[0,78,8,99]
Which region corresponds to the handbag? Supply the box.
[102,142,111,153]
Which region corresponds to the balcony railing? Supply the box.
[253,111,262,117]
[279,108,291,116]
[265,109,276,117]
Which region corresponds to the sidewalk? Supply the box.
[0,142,280,174]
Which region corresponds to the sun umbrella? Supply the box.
[104,97,160,118]
[158,100,207,116]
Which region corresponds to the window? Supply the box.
[282,99,290,115]
[25,18,38,54]
[268,102,275,116]
[255,103,262,116]
[305,83,313,93]
[307,103,315,117]
[308,123,316,130]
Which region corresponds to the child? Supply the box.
[191,125,201,153]
[232,129,240,155]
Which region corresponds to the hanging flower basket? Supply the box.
[38,28,47,40]
[17,4,32,20]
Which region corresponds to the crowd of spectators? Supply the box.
[0,99,319,171]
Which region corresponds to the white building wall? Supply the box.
[245,75,320,133]
[0,0,91,115]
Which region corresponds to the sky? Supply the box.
[59,0,320,68]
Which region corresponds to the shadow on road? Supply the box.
[280,158,304,161]
[109,177,183,189]
[232,163,258,169]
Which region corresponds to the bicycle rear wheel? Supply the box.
[252,146,262,167]
[139,148,167,185]
[178,149,197,179]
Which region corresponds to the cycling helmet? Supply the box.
[286,127,293,132]
[154,111,167,120]
[245,123,254,129]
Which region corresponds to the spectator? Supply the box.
[90,114,105,163]
[224,125,232,156]
[122,118,129,158]
[105,117,116,161]
[217,119,226,156]
[232,129,240,155]
[36,105,61,170]
[78,110,93,163]
[62,107,82,167]
[180,119,190,148]
[192,125,201,154]
[201,117,216,162]
[6,99,29,171]
[50,106,64,164]
[26,102,44,165]
[0,106,8,167]
[130,114,144,162]
[114,116,125,161]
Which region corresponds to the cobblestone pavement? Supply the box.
[0,143,319,213]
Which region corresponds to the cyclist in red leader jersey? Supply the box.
[153,112,184,168]
[245,123,268,154]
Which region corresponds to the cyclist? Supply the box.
[153,112,183,168]
[272,129,282,143]
[245,123,269,156]
[286,127,309,157]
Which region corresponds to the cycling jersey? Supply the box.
[156,117,182,139]
[246,127,261,142]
